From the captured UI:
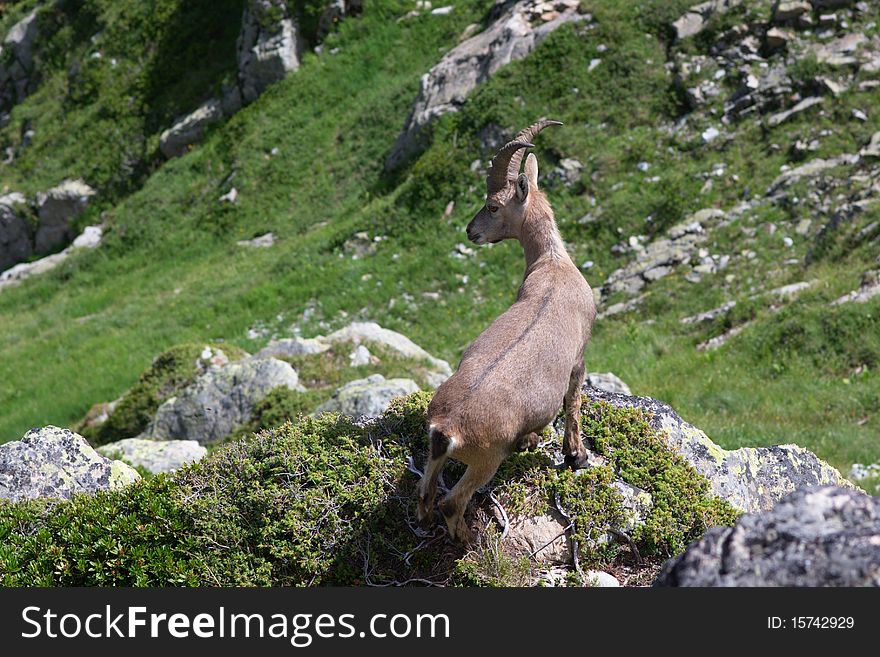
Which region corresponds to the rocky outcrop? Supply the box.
[0,426,139,502]
[600,208,726,300]
[316,373,420,418]
[0,224,102,291]
[97,438,206,474]
[385,0,587,170]
[671,1,742,41]
[0,8,40,109]
[159,98,224,159]
[0,194,32,271]
[34,179,96,255]
[584,387,855,513]
[145,356,304,444]
[258,321,453,387]
[656,486,879,586]
[237,0,301,105]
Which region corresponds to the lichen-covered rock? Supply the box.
[0,426,139,502]
[586,372,631,396]
[506,512,571,565]
[34,179,96,256]
[316,373,420,418]
[256,336,330,358]
[145,356,304,444]
[97,438,206,474]
[0,8,40,108]
[237,0,301,105]
[159,98,224,159]
[0,196,32,272]
[585,387,855,513]
[385,0,586,170]
[656,486,879,586]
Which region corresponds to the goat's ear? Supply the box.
[525,153,538,188]
[515,172,529,203]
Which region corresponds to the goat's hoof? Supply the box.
[564,452,591,470]
[417,510,434,530]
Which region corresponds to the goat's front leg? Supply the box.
[562,359,589,469]
[439,454,503,544]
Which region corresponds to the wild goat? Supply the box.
[417,119,597,542]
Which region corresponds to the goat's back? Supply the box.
[429,262,594,447]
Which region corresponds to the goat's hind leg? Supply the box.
[417,429,450,528]
[563,358,590,470]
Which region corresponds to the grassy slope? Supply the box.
[0,0,877,473]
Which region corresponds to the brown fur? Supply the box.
[417,146,596,543]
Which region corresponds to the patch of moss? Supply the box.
[582,400,740,556]
[81,343,248,445]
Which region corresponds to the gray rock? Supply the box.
[0,197,32,272]
[236,232,276,248]
[812,32,866,66]
[256,336,330,358]
[860,131,880,159]
[385,0,586,169]
[0,9,40,108]
[98,438,206,474]
[237,0,301,105]
[583,387,855,513]
[671,0,741,41]
[0,426,139,502]
[506,512,571,564]
[146,356,304,444]
[680,300,736,325]
[656,486,878,586]
[159,98,224,159]
[767,96,824,128]
[316,373,420,418]
[34,179,96,255]
[0,224,102,292]
[774,1,812,23]
[585,570,620,587]
[586,372,631,396]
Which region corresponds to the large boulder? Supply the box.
[584,387,855,513]
[0,224,102,292]
[97,438,206,475]
[0,195,32,272]
[656,486,879,586]
[0,426,139,502]
[145,356,304,444]
[0,8,40,108]
[385,0,586,170]
[159,98,224,159]
[316,373,420,418]
[237,0,302,105]
[33,179,96,256]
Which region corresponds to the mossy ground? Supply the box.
[0,392,737,586]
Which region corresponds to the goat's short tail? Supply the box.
[428,424,455,460]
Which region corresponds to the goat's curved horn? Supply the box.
[506,119,563,181]
[486,140,534,194]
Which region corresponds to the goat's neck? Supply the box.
[520,201,566,273]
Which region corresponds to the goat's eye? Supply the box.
[488,205,499,213]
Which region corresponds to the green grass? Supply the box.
[0,0,878,479]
